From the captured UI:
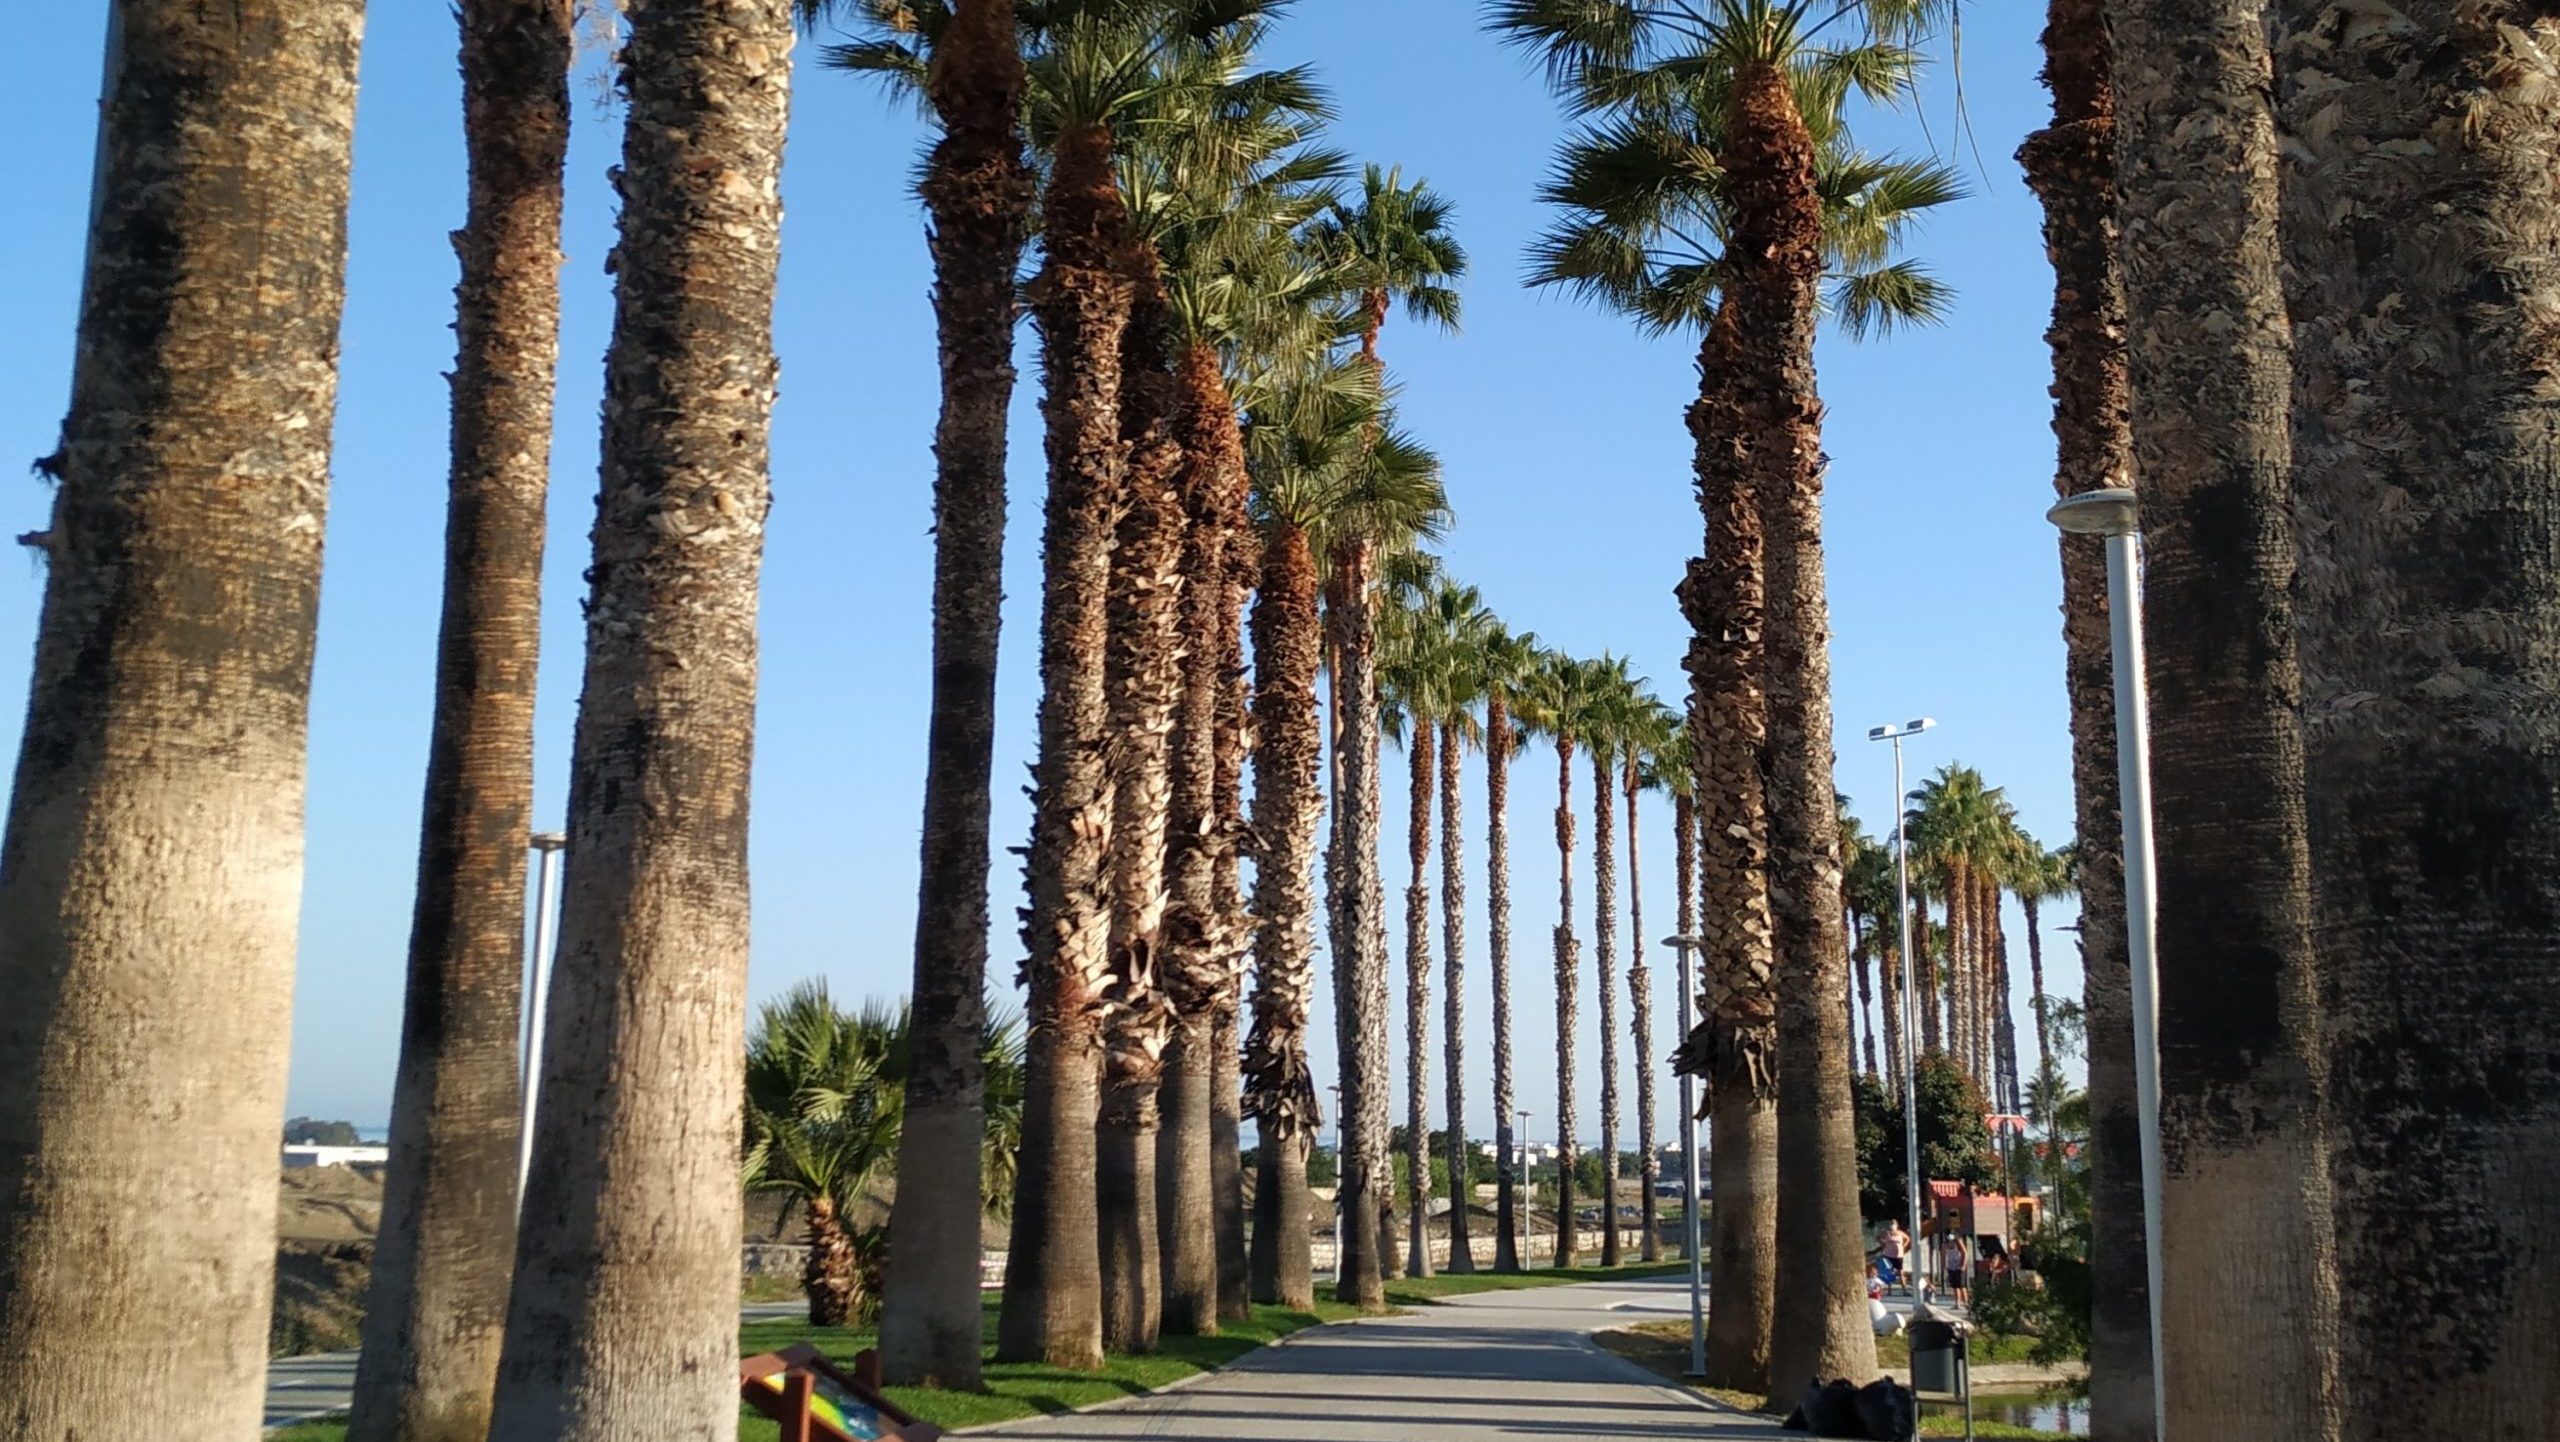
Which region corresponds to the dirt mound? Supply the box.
[278,1164,382,1246]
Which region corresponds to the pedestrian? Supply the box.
[1876,1217,1910,1289]
[1941,1226,1971,1308]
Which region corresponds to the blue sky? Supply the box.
[1,2,2080,1139]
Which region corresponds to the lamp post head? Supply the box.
[1661,934,1706,952]
[1867,718,1937,742]
[2047,486,2140,537]
[530,831,568,853]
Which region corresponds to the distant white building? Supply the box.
[283,1143,388,1169]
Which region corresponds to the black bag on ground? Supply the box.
[1780,1377,1865,1436]
[1853,1378,1917,1442]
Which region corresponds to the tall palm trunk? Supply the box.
[1913,894,1941,1054]
[2018,1,2152,1428]
[1942,858,1971,1083]
[1159,340,1248,1337]
[2022,891,2053,1114]
[1487,691,1525,1272]
[1880,940,1904,1088]
[1402,722,1437,1278]
[352,6,568,1440]
[1673,296,1776,1392]
[1327,540,1395,1308]
[1243,524,1324,1310]
[1728,56,1876,1396]
[1211,548,1254,1324]
[1990,898,2020,1115]
[2113,0,2344,1431]
[483,3,791,1433]
[1440,719,1476,1272]
[1626,751,1660,1263]
[0,5,361,1433]
[1854,924,1879,1081]
[1591,746,1624,1268]
[995,116,1133,1371]
[876,0,1032,1388]
[1097,275,1186,1358]
[2277,5,2560,1428]
[1551,732,1583,1269]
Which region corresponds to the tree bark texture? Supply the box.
[1328,540,1394,1308]
[0,5,362,1436]
[1592,747,1624,1269]
[1403,724,1437,1278]
[2112,0,2346,1430]
[1487,692,1525,1273]
[1211,554,1254,1323]
[878,0,1033,1390]
[1673,297,1776,1394]
[1551,737,1583,1270]
[2276,3,2560,1428]
[353,6,569,1441]
[2019,0,2152,1429]
[1627,753,1660,1263]
[483,5,791,1437]
[995,116,1131,1370]
[1727,58,1877,1397]
[1441,720,1475,1271]
[1242,523,1324,1309]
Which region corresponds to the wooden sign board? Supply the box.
[739,1344,944,1442]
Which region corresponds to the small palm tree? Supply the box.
[744,985,906,1327]
[1305,161,1468,363]
[2009,842,2075,1130]
[1516,651,1609,1267]
[1620,691,1677,1260]
[1477,623,1543,1272]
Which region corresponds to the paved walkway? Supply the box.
[979,1276,1788,1440]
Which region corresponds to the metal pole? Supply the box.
[517,832,568,1203]
[1330,1084,1345,1285]
[2104,528,2170,1440]
[1517,1110,1533,1268]
[1892,735,1926,1303]
[1673,938,1706,1376]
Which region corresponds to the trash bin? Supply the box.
[1908,1318,1968,1398]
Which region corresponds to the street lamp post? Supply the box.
[1665,934,1708,1377]
[517,830,568,1203]
[1515,1110,1533,1268]
[2048,485,2166,1440]
[1329,1083,1345,1284]
[1865,718,1934,1303]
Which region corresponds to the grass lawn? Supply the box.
[269,1262,1681,1437]
[1594,1320,2075,1442]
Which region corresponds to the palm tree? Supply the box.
[2112,0,2344,1431]
[2280,8,2560,1425]
[349,5,571,1439]
[1305,161,1467,364]
[1583,654,1643,1268]
[1378,588,1442,1279]
[803,0,1036,1387]
[0,4,363,1432]
[1479,624,1543,1272]
[2016,0,2152,1430]
[2012,845,2073,1124]
[1519,651,1606,1268]
[1500,4,1956,1388]
[1842,806,1899,1082]
[1624,695,1678,1262]
[1656,714,1705,1250]
[743,986,906,1327]
[1431,584,1495,1273]
[484,1,795,1434]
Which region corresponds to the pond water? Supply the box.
[1974,1388,2089,1435]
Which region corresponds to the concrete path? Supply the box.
[976,1275,1789,1440]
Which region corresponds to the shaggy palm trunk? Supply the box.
[1943,859,1971,1085]
[1328,540,1395,1308]
[1672,786,1699,1262]
[1913,894,1941,1054]
[1591,747,1624,1269]
[1728,58,1877,1397]
[1242,524,1324,1310]
[1551,736,1583,1270]
[2018,1,2152,1428]
[1674,297,1777,1393]
[2277,6,2560,1427]
[877,0,1032,1390]
[2022,892,2053,1115]
[1212,544,1255,1323]
[1402,723,1437,1278]
[1487,692,1525,1272]
[1158,340,1248,1337]
[2113,0,2344,1431]
[352,8,568,1442]
[0,5,360,1434]
[1880,941,1904,1088]
[803,1196,857,1329]
[994,118,1131,1371]
[1441,720,1475,1271]
[1097,277,1185,1357]
[1626,753,1660,1262]
[483,4,791,1435]
[1993,901,2021,1115]
[1854,925,1879,1080]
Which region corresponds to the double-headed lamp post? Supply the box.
[1664,934,1709,1377]
[517,830,568,1204]
[2048,486,2166,1440]
[1865,718,1934,1303]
